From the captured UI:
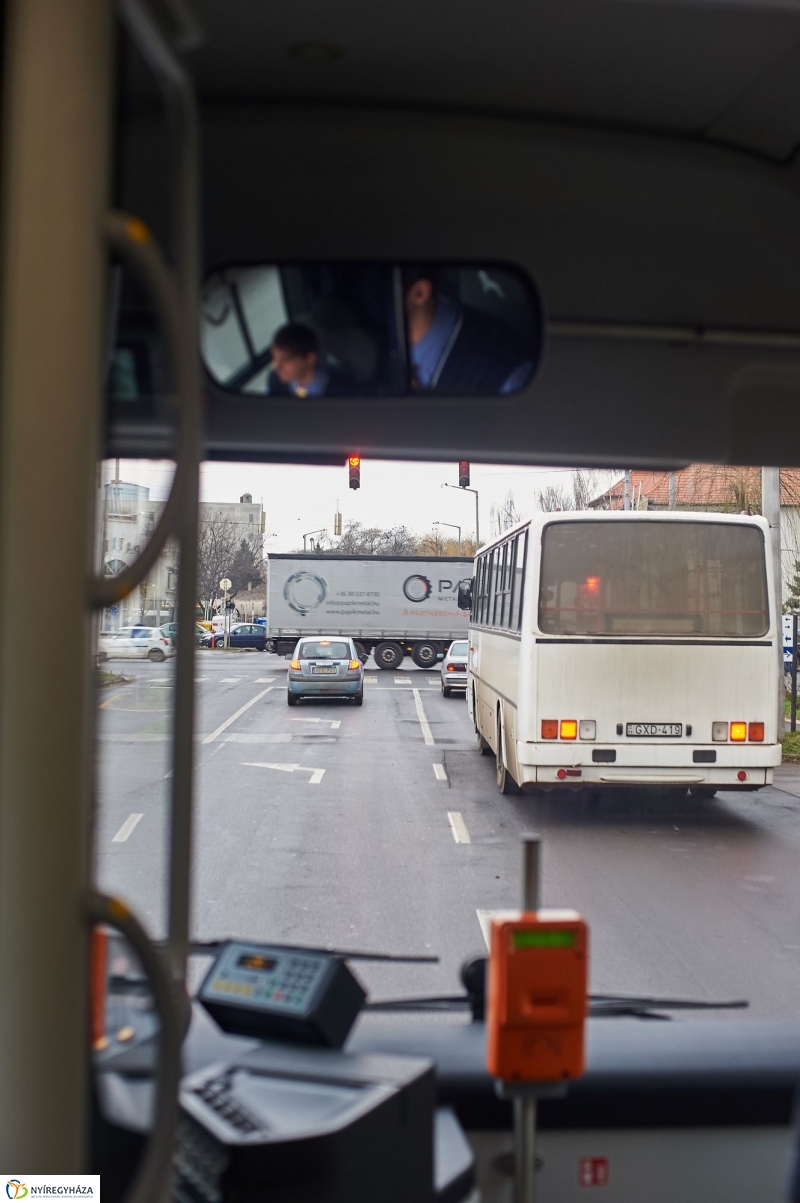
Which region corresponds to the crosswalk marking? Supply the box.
[394,676,412,684]
[112,813,142,843]
[254,677,277,683]
[220,677,244,683]
[447,812,471,843]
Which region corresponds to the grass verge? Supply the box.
[783,732,800,762]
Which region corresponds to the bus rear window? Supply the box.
[538,521,768,638]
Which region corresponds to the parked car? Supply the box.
[202,623,267,651]
[97,626,174,663]
[441,639,468,696]
[159,622,208,646]
[286,637,364,705]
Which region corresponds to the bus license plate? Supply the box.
[626,722,682,737]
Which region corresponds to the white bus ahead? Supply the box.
[467,511,782,796]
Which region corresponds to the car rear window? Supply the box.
[299,641,351,659]
[449,642,468,656]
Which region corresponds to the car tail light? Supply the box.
[579,720,596,740]
[730,722,747,742]
[541,720,558,739]
[290,659,301,670]
[161,638,169,645]
[447,663,458,672]
[712,722,728,742]
[560,720,577,740]
[748,722,764,742]
[349,660,360,670]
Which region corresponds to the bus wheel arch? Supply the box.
[496,704,520,794]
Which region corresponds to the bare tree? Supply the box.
[197,514,239,614]
[319,521,418,555]
[537,483,572,513]
[490,490,525,537]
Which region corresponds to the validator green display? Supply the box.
[513,930,576,949]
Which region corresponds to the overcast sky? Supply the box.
[109,459,618,552]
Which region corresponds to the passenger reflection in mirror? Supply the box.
[404,268,535,394]
[267,322,354,397]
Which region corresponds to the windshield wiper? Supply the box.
[185,938,439,964]
[364,993,749,1020]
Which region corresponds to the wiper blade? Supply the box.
[185,938,439,965]
[365,994,471,1013]
[590,995,748,1019]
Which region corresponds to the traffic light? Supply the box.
[348,456,361,490]
[458,460,470,488]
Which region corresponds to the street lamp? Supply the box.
[302,528,326,552]
[441,483,480,546]
[433,521,461,551]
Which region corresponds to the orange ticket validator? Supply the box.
[487,909,588,1082]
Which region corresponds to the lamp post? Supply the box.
[302,528,326,552]
[433,521,461,551]
[442,483,480,546]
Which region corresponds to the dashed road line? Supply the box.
[447,811,471,843]
[194,677,208,682]
[412,688,434,745]
[433,763,448,781]
[202,687,275,744]
[112,813,143,843]
[291,717,341,729]
[394,676,412,684]
[220,677,244,683]
[254,677,277,683]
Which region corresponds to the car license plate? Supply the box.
[626,722,682,737]
[312,666,337,675]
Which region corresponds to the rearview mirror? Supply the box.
[200,262,541,399]
[457,580,473,611]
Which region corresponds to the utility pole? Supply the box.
[623,470,631,511]
[668,472,677,510]
[762,466,784,736]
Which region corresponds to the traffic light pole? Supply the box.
[443,483,480,547]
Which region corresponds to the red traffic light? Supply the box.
[458,460,470,488]
[349,455,361,490]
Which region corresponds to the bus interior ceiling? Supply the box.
[113,0,800,469]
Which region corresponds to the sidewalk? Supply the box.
[773,762,800,799]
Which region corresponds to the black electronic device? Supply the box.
[197,941,367,1048]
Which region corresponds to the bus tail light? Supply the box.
[579,720,596,741]
[748,722,765,742]
[730,722,747,742]
[560,720,578,740]
[737,771,749,781]
[557,768,582,779]
[541,720,558,739]
[712,722,728,742]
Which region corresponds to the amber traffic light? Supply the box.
[349,456,361,490]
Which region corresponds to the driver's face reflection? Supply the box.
[270,346,318,386]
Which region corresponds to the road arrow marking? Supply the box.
[290,718,341,729]
[242,762,326,785]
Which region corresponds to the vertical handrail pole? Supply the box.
[515,833,542,1203]
[0,0,114,1166]
[119,0,202,988]
[792,614,798,734]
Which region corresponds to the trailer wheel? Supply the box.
[411,641,438,668]
[374,641,404,670]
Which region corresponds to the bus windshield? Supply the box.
[538,520,768,638]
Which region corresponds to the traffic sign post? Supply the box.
[220,578,232,650]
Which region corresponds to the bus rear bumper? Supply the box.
[521,766,772,788]
[516,743,780,789]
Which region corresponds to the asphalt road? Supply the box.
[95,651,800,1017]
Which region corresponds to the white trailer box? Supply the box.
[267,554,473,669]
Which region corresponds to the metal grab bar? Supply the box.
[88,892,184,1203]
[91,211,199,609]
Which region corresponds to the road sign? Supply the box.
[109,605,119,616]
[219,578,232,590]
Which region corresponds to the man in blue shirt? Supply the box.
[404,270,535,394]
[267,322,352,397]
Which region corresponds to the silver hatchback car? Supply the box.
[441,639,469,696]
[287,637,365,705]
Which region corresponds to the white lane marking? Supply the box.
[427,676,440,685]
[202,687,275,744]
[476,909,520,950]
[242,762,325,785]
[112,813,143,843]
[433,763,448,781]
[412,688,434,745]
[394,676,412,684]
[254,677,277,683]
[223,733,292,743]
[220,677,244,683]
[365,678,377,684]
[448,811,471,843]
[194,677,208,683]
[291,717,341,729]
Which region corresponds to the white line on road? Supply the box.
[202,687,275,744]
[448,811,471,843]
[433,763,448,781]
[242,762,326,785]
[427,676,440,685]
[412,688,435,745]
[194,677,208,682]
[254,677,277,683]
[112,813,143,843]
[291,717,341,729]
[476,909,520,949]
[220,677,244,683]
[394,676,412,684]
